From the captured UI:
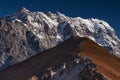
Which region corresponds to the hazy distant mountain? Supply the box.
[0,8,120,80]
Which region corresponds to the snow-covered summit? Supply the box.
[8,8,119,57]
[17,7,30,13]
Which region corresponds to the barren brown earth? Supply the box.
[78,38,120,80]
[0,37,120,80]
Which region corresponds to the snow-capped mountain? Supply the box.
[0,7,120,71]
[12,8,120,55]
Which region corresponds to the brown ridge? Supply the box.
[0,37,120,80]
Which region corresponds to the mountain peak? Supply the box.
[17,7,30,14]
[56,11,65,16]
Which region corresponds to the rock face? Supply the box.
[35,56,104,80]
[0,7,120,70]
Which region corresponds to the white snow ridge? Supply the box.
[6,8,120,58]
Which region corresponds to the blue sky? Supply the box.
[0,0,120,38]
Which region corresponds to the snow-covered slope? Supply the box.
[0,7,120,71]
[9,8,120,56]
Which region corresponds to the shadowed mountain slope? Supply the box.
[0,37,120,80]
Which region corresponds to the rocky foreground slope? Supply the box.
[0,8,120,71]
[0,37,120,80]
